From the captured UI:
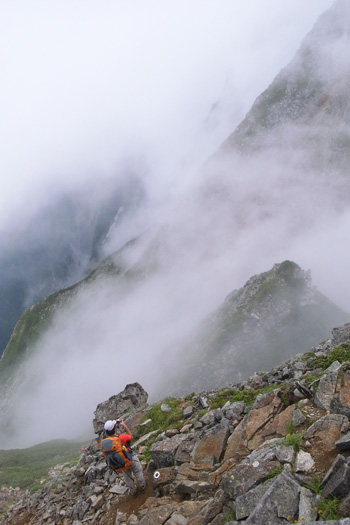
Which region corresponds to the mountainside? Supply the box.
[221,0,350,173]
[0,257,347,450]
[3,324,350,524]
[172,261,349,394]
[0,174,144,358]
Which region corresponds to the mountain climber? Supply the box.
[103,419,146,496]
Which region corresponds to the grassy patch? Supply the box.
[0,439,85,490]
[134,398,183,439]
[265,464,283,480]
[304,475,323,495]
[224,510,236,522]
[307,343,350,371]
[318,496,340,521]
[281,432,303,453]
[210,383,279,411]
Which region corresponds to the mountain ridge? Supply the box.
[220,0,350,161]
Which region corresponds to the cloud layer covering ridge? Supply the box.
[2,0,349,449]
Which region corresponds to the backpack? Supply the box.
[101,435,133,473]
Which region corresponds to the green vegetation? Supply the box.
[304,475,323,495]
[210,382,279,410]
[0,287,74,375]
[307,343,350,371]
[318,496,340,521]
[265,464,283,480]
[0,439,85,490]
[224,510,236,522]
[134,398,184,440]
[281,432,303,453]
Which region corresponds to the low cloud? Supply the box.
[2,0,346,448]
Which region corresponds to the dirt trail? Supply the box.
[105,474,154,524]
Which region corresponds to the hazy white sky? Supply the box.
[0,0,334,230]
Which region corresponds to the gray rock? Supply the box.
[165,513,188,525]
[330,396,350,418]
[321,454,347,489]
[166,429,180,438]
[245,471,301,524]
[161,403,171,412]
[295,451,315,473]
[275,445,295,464]
[235,479,274,520]
[175,435,197,464]
[138,504,173,524]
[292,407,306,427]
[93,383,148,435]
[191,425,230,467]
[174,480,200,495]
[133,430,159,448]
[246,446,277,465]
[90,494,104,510]
[200,410,216,426]
[150,433,188,468]
[298,486,319,523]
[109,483,128,495]
[314,361,342,411]
[222,460,282,500]
[180,423,193,433]
[322,463,350,499]
[183,406,193,418]
[332,323,350,345]
[336,432,350,451]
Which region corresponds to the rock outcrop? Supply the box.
[3,322,350,524]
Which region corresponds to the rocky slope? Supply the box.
[3,323,350,524]
[166,261,349,395]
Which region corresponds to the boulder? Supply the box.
[165,513,188,525]
[221,460,282,500]
[298,486,319,523]
[332,323,350,345]
[175,435,197,464]
[245,471,301,524]
[322,463,350,499]
[336,432,350,451]
[152,467,176,488]
[321,454,347,489]
[303,414,348,470]
[314,361,342,411]
[93,383,148,435]
[150,434,188,468]
[295,451,315,473]
[183,406,194,418]
[235,479,274,520]
[275,445,295,464]
[191,425,230,467]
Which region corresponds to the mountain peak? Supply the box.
[221,0,350,157]
[173,260,348,394]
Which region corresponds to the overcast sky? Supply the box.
[0,0,334,231]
